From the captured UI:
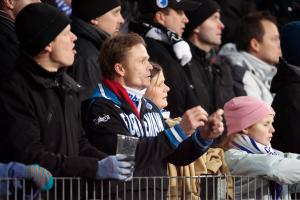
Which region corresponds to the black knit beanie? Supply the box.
[184,0,220,38]
[72,0,121,22]
[15,3,71,57]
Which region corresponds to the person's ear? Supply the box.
[193,26,201,33]
[114,63,125,77]
[241,128,249,134]
[90,18,99,26]
[44,43,53,53]
[154,11,167,26]
[4,0,14,9]
[249,38,260,53]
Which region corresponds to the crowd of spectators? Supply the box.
[0,0,300,199]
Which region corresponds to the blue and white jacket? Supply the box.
[82,83,212,183]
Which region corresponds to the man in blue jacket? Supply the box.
[82,32,224,199]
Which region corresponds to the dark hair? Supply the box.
[150,61,162,79]
[99,32,146,79]
[235,11,277,52]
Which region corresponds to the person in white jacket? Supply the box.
[219,12,281,105]
[222,96,300,200]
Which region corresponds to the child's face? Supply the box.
[246,115,275,146]
[145,71,170,109]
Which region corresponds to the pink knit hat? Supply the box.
[224,96,275,135]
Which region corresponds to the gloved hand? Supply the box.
[96,154,135,181]
[173,40,192,66]
[25,164,53,191]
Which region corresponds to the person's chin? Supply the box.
[64,58,74,67]
[162,101,168,109]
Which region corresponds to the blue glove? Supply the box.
[96,154,135,181]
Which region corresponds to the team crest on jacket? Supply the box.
[146,103,153,110]
[93,114,110,125]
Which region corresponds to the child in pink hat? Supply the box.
[222,96,300,199]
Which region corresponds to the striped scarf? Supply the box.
[55,0,72,16]
[232,134,282,199]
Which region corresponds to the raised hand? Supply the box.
[179,106,208,135]
[200,109,224,140]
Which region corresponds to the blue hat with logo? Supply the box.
[138,0,200,14]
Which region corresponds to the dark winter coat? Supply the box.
[82,83,213,198]
[187,43,236,114]
[129,22,198,117]
[0,53,106,178]
[144,38,198,117]
[0,12,19,81]
[69,16,107,100]
[271,59,300,154]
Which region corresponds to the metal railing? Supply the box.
[0,175,299,200]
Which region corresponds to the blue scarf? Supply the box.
[232,134,282,200]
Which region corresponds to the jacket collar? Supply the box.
[71,16,108,49]
[91,83,156,116]
[0,10,14,24]
[17,52,82,93]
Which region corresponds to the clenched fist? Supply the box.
[179,106,208,135]
[200,109,224,140]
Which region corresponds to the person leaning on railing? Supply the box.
[221,96,300,199]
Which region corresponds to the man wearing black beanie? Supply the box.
[182,0,236,118]
[0,2,134,197]
[69,0,124,101]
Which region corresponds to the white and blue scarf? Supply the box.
[232,134,282,199]
[125,87,146,113]
[130,22,192,66]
